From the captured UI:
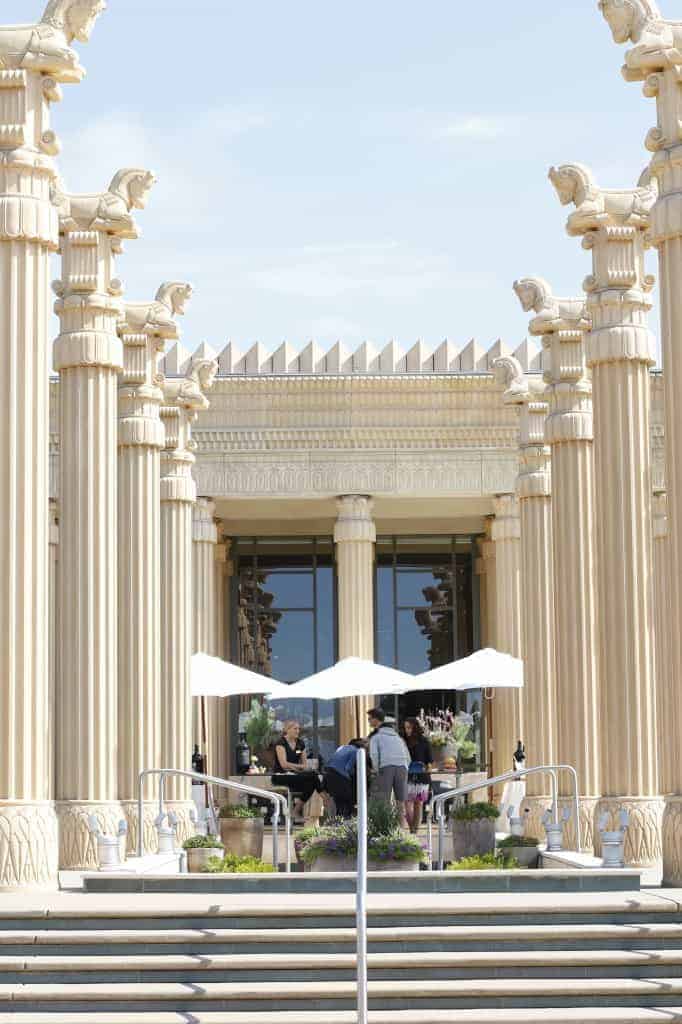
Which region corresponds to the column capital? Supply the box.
[493,355,552,500]
[549,163,657,366]
[193,497,218,544]
[160,358,218,505]
[122,282,193,343]
[0,3,106,85]
[491,494,520,542]
[334,495,376,544]
[598,1,682,81]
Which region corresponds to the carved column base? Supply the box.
[521,795,552,842]
[663,796,682,886]
[120,800,163,856]
[558,796,598,854]
[56,801,126,870]
[595,796,663,868]
[162,800,196,846]
[0,802,59,889]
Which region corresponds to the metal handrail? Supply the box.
[355,747,368,1024]
[432,763,581,870]
[137,768,291,873]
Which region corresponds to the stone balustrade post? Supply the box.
[117,282,192,852]
[494,356,556,838]
[599,0,682,880]
[160,357,217,839]
[334,496,376,742]
[0,1,106,888]
[549,161,662,865]
[514,277,600,850]
[490,494,523,779]
[52,167,155,869]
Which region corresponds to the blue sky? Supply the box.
[10,1,659,362]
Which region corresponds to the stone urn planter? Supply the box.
[450,803,499,861]
[186,845,224,873]
[219,816,265,859]
[368,858,421,872]
[307,854,356,872]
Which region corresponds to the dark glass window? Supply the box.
[375,535,485,765]
[233,538,337,762]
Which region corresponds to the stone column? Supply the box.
[53,168,155,868]
[480,519,497,775]
[0,3,105,888]
[48,501,59,802]
[514,277,600,850]
[653,491,680,881]
[212,537,233,781]
[550,163,662,865]
[490,495,523,778]
[334,496,376,742]
[117,282,192,852]
[160,358,217,838]
[192,497,218,776]
[599,1,682,880]
[494,357,556,838]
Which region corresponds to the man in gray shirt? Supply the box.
[367,707,410,827]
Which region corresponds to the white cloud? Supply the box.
[437,115,522,141]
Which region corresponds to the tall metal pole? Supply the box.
[356,748,368,1024]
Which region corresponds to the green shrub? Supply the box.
[368,797,401,837]
[451,801,499,822]
[368,833,426,864]
[182,835,223,850]
[218,803,263,819]
[447,852,520,871]
[244,699,278,754]
[497,835,540,848]
[203,853,276,874]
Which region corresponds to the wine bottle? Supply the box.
[236,733,251,775]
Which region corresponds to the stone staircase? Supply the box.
[2,889,682,1022]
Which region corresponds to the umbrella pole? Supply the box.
[201,696,211,818]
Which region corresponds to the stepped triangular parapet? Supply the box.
[266,341,295,373]
[457,339,485,372]
[217,341,242,375]
[350,342,377,372]
[378,340,401,372]
[191,341,218,364]
[236,342,266,374]
[322,341,349,373]
[513,337,542,372]
[162,341,191,377]
[296,340,323,373]
[431,339,457,372]
[402,339,426,372]
[482,338,510,371]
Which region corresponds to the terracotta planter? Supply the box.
[219,817,264,859]
[451,817,495,860]
[186,846,224,872]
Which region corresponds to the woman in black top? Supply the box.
[272,720,321,819]
[402,717,434,833]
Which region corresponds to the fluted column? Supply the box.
[52,168,155,868]
[598,4,682,879]
[494,356,556,838]
[192,497,218,776]
[0,5,107,887]
[160,358,217,838]
[514,278,600,850]
[212,537,233,781]
[490,495,523,777]
[550,163,662,865]
[334,496,376,742]
[117,283,191,852]
[480,519,497,775]
[48,501,59,803]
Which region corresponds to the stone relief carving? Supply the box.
[513,277,590,336]
[123,282,193,338]
[0,1,106,83]
[171,357,219,412]
[599,0,682,76]
[663,798,682,885]
[0,804,58,887]
[548,163,657,235]
[51,168,156,239]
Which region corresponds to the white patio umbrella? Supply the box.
[190,652,291,699]
[403,648,523,693]
[286,657,415,700]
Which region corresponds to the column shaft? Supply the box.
[335,496,376,742]
[192,498,217,777]
[491,495,523,778]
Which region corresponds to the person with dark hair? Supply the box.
[323,738,368,818]
[403,717,434,833]
[367,708,410,827]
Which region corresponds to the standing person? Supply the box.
[366,708,410,828]
[403,717,434,833]
[272,720,322,821]
[323,739,367,818]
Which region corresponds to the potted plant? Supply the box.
[497,834,540,869]
[243,700,278,767]
[218,803,265,859]
[298,799,426,873]
[203,853,276,874]
[418,709,476,770]
[451,801,498,860]
[182,834,224,872]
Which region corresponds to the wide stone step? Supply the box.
[6,977,682,1011]
[2,948,682,983]
[4,922,682,955]
[2,1011,682,1024]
